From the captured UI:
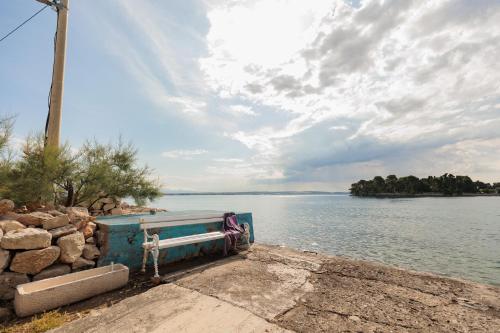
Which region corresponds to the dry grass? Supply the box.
[0,311,72,333]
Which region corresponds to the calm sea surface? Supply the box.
[150,194,500,286]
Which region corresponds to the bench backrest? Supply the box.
[139,213,225,229]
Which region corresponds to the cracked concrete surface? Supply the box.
[52,244,500,332]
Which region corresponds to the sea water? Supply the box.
[150,194,500,285]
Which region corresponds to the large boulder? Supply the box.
[10,246,60,274]
[16,211,53,227]
[57,232,85,263]
[49,225,77,239]
[0,228,52,250]
[0,249,11,273]
[0,272,30,300]
[0,220,26,233]
[33,264,71,281]
[82,244,100,260]
[0,199,14,215]
[42,214,70,230]
[71,257,95,271]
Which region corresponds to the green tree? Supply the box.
[57,139,162,207]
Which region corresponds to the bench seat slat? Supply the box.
[140,213,224,223]
[143,231,225,249]
[140,217,223,229]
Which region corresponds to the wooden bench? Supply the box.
[140,213,226,278]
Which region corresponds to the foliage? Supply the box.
[350,174,499,196]
[1,134,75,205]
[0,310,72,333]
[0,122,162,207]
[0,116,14,194]
[55,139,162,207]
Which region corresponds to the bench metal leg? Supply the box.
[141,248,148,273]
[152,234,160,279]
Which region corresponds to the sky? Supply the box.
[0,0,499,192]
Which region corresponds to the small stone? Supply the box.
[90,201,103,210]
[47,210,64,217]
[348,315,361,323]
[57,232,85,263]
[0,249,11,273]
[98,197,114,204]
[82,221,96,239]
[0,228,2,242]
[10,246,60,274]
[42,214,70,230]
[0,307,12,320]
[85,237,95,244]
[0,228,52,250]
[0,220,26,233]
[110,208,123,215]
[82,244,100,260]
[16,211,54,226]
[102,203,115,211]
[33,264,71,281]
[65,207,91,222]
[0,199,15,215]
[72,257,95,270]
[0,272,30,300]
[49,225,77,239]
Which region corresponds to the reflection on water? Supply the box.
[150,194,500,285]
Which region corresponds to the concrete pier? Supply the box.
[51,244,500,332]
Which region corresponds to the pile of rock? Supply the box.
[86,197,166,216]
[0,199,102,319]
[87,197,124,216]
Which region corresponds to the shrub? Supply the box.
[0,119,162,207]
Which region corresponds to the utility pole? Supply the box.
[36,0,69,148]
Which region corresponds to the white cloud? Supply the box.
[225,105,257,117]
[201,0,500,186]
[161,149,208,159]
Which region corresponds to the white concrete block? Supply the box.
[14,264,129,317]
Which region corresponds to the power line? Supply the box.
[0,5,49,44]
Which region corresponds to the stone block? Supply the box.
[33,264,71,281]
[10,246,60,275]
[49,225,77,239]
[0,272,30,300]
[0,220,26,233]
[58,232,85,264]
[16,212,54,227]
[0,228,52,250]
[42,214,70,230]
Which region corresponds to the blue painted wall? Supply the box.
[95,211,254,271]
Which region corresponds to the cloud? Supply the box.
[225,105,257,117]
[201,0,500,188]
[161,149,208,159]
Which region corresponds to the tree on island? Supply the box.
[350,174,500,197]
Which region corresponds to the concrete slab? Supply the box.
[49,244,500,333]
[50,284,291,333]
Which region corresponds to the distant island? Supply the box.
[350,174,500,197]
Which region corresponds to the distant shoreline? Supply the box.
[162,191,348,196]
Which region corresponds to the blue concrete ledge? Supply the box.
[95,210,254,271]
